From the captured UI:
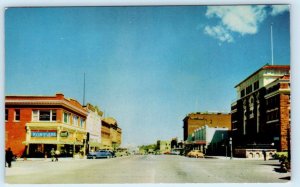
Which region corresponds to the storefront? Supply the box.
[23,122,87,158]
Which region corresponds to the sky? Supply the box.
[5,5,290,147]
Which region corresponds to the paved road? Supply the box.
[5,155,290,184]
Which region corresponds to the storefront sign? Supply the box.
[31,131,57,137]
[60,131,69,137]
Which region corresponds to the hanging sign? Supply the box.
[60,131,69,137]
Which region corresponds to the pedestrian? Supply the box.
[50,148,55,162]
[5,147,14,168]
[262,150,267,161]
[55,149,60,161]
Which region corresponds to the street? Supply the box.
[5,155,290,184]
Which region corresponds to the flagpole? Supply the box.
[271,23,274,65]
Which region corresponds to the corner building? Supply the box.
[231,65,290,154]
[5,93,87,157]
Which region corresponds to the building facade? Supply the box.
[186,125,229,155]
[157,140,171,154]
[101,117,122,150]
[231,65,290,155]
[5,93,87,157]
[183,112,231,141]
[85,103,103,152]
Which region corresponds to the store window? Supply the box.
[14,109,20,121]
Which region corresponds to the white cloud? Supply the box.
[270,5,289,16]
[204,25,234,43]
[206,6,267,35]
[204,5,289,43]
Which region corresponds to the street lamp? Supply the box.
[230,128,238,160]
[229,137,232,159]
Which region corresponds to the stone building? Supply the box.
[231,65,290,156]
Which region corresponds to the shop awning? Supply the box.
[22,140,83,145]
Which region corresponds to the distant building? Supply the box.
[231,65,290,157]
[157,140,171,154]
[186,125,229,155]
[85,103,103,152]
[101,117,122,150]
[183,112,231,141]
[5,93,87,157]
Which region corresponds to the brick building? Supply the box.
[183,112,231,141]
[5,93,88,157]
[231,65,290,156]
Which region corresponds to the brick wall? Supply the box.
[280,93,290,151]
[5,108,31,157]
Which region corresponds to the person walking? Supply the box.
[262,150,267,161]
[5,147,14,168]
[55,149,60,161]
[50,148,56,162]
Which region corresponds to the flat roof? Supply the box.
[234,64,290,88]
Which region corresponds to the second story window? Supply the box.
[80,118,85,128]
[63,112,70,124]
[5,109,8,121]
[73,115,78,126]
[14,109,20,121]
[32,110,57,122]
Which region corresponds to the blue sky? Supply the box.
[5,5,290,147]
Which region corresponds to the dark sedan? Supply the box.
[87,150,112,159]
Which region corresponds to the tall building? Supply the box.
[231,65,290,154]
[183,112,231,141]
[5,93,88,157]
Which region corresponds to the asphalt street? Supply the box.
[5,155,291,184]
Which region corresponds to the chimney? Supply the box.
[56,93,64,99]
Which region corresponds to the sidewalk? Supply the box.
[16,157,85,162]
[205,155,278,160]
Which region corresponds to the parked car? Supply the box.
[187,150,205,158]
[87,150,112,159]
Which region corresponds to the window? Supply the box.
[5,109,8,121]
[52,110,56,121]
[64,112,70,124]
[254,81,259,90]
[32,110,57,122]
[39,111,51,121]
[80,118,85,128]
[73,115,78,126]
[14,109,20,121]
[246,85,253,95]
[241,89,245,97]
